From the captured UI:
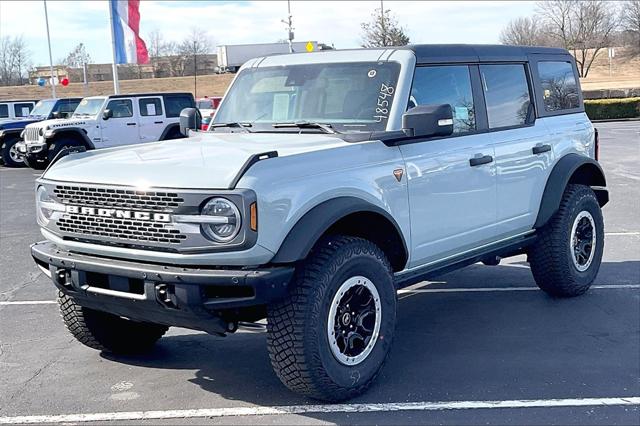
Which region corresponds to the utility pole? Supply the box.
[380,0,386,47]
[282,0,294,53]
[194,40,197,98]
[43,0,56,98]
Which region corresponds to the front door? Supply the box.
[137,97,165,142]
[400,64,497,268]
[100,98,138,147]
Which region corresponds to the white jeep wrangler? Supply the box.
[18,92,194,169]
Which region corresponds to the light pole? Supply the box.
[43,0,56,98]
[282,0,294,53]
[194,40,197,98]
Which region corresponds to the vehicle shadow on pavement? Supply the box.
[100,261,640,406]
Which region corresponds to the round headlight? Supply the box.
[39,128,45,136]
[36,186,54,225]
[201,197,241,242]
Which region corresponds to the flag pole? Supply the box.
[43,0,56,98]
[108,0,120,94]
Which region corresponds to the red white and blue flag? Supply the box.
[109,0,149,64]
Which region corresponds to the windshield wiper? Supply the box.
[272,121,339,134]
[209,122,252,132]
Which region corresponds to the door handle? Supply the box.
[154,121,163,124]
[469,155,493,167]
[532,144,551,155]
[127,122,136,126]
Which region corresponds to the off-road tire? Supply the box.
[47,138,81,164]
[1,135,26,168]
[23,155,45,170]
[529,184,604,297]
[58,291,168,354]
[267,235,396,401]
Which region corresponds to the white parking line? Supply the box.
[1,396,638,424]
[1,284,638,306]
[605,231,640,236]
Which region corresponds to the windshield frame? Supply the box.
[213,61,404,133]
[72,97,106,118]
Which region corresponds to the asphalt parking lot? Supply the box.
[0,121,638,425]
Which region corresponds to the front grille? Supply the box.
[53,184,187,246]
[57,214,187,245]
[24,127,40,143]
[53,185,184,212]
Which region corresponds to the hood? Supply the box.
[42,132,351,189]
[0,117,40,130]
[27,117,92,130]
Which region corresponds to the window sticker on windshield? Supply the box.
[374,83,395,123]
[22,107,30,116]
[146,103,157,116]
[368,69,377,78]
[272,93,290,121]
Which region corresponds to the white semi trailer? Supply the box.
[217,41,319,73]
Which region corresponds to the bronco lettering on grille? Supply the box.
[65,205,171,223]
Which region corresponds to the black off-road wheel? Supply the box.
[267,235,396,401]
[1,135,26,168]
[23,155,46,170]
[529,184,604,297]
[58,292,168,354]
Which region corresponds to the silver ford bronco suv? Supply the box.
[31,45,608,401]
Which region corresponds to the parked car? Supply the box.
[196,96,222,118]
[0,98,81,167]
[17,92,194,169]
[31,45,607,401]
[0,99,38,120]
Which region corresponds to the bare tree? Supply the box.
[62,43,92,68]
[147,30,167,77]
[537,0,620,77]
[500,16,550,46]
[360,7,410,47]
[621,0,640,55]
[0,35,31,86]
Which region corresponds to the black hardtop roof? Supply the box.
[403,44,570,64]
[0,99,39,103]
[108,92,193,99]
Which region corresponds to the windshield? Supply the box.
[72,98,105,117]
[29,100,56,118]
[214,61,401,132]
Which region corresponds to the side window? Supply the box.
[14,103,34,117]
[164,95,194,118]
[106,99,133,118]
[0,104,8,118]
[538,61,580,112]
[409,65,476,134]
[480,64,532,129]
[139,98,163,116]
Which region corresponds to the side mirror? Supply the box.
[51,111,61,119]
[102,109,113,120]
[179,108,201,137]
[402,104,453,138]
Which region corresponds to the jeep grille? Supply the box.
[23,127,40,143]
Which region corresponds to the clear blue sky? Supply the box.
[0,1,538,67]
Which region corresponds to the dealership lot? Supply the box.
[0,122,638,424]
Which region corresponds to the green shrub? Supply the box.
[584,97,640,120]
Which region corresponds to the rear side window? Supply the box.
[139,98,163,116]
[0,104,8,118]
[164,95,194,118]
[14,103,34,117]
[538,61,580,112]
[106,99,133,118]
[410,65,476,134]
[480,64,532,129]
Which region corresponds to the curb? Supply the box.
[591,117,640,123]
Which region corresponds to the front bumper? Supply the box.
[32,241,295,334]
[17,141,48,162]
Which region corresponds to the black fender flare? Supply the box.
[46,128,94,149]
[0,128,23,141]
[534,153,608,228]
[160,123,180,140]
[271,196,409,267]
